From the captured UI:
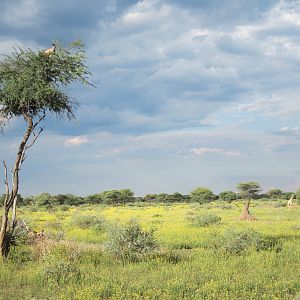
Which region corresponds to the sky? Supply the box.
[1,0,300,196]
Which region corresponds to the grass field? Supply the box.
[0,201,299,299]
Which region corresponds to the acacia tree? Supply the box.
[190,187,215,204]
[237,182,261,220]
[0,40,92,258]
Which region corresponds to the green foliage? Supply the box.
[190,187,215,204]
[32,193,52,206]
[43,261,81,286]
[32,193,84,207]
[188,213,221,227]
[7,247,33,264]
[101,189,134,206]
[219,191,237,203]
[53,194,84,206]
[0,194,24,206]
[0,40,91,122]
[237,182,261,199]
[84,193,103,204]
[143,194,159,202]
[105,220,158,261]
[207,228,282,255]
[272,201,286,208]
[266,189,283,199]
[72,214,106,231]
[155,193,186,203]
[282,191,294,200]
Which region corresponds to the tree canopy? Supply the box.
[190,187,215,204]
[219,191,237,203]
[237,182,261,199]
[0,40,91,124]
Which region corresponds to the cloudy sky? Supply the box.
[1,0,300,196]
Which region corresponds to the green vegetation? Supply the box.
[190,187,216,204]
[0,200,299,299]
[219,190,237,203]
[187,213,221,227]
[105,219,158,262]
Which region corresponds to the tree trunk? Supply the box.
[0,209,9,258]
[11,196,18,234]
[239,199,257,220]
[0,115,34,258]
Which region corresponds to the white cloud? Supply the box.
[190,147,241,157]
[64,136,88,146]
[279,126,300,134]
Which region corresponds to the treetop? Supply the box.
[0,40,92,126]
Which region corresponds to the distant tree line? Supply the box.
[1,184,299,208]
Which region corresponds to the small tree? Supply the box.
[190,187,215,204]
[266,189,283,199]
[33,193,52,206]
[237,182,261,220]
[219,191,237,203]
[0,40,92,257]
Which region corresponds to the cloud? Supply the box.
[190,147,241,157]
[64,136,88,146]
[2,0,300,195]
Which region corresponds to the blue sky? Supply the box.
[1,0,300,196]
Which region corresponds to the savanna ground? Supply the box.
[0,200,299,300]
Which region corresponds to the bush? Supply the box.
[207,228,282,255]
[43,261,81,285]
[105,220,158,262]
[188,213,221,227]
[219,191,237,203]
[8,247,33,264]
[272,201,286,208]
[71,214,106,231]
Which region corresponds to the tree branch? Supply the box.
[20,114,45,167]
[25,126,45,151]
[2,161,10,209]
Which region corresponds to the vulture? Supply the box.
[42,43,56,56]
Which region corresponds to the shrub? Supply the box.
[59,205,71,211]
[188,213,221,227]
[43,261,81,285]
[8,247,33,264]
[72,214,106,231]
[207,228,282,255]
[219,191,237,203]
[105,219,158,262]
[266,189,283,199]
[272,201,286,208]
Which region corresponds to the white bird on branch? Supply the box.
[41,43,56,57]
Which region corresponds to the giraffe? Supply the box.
[287,194,295,208]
